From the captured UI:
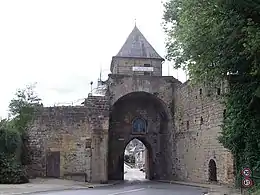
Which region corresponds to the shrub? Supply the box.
[0,153,28,184]
[0,119,28,184]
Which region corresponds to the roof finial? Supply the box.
[134,18,137,27]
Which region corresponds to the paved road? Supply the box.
[35,181,207,195]
[34,167,207,195]
[124,163,145,181]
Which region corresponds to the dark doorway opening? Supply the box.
[209,159,217,182]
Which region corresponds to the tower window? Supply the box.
[199,89,202,95]
[200,117,203,125]
[217,88,221,95]
[144,64,151,75]
[186,121,189,130]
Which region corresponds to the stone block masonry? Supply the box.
[27,96,110,183]
[174,81,234,185]
[27,24,236,186]
[27,77,235,185]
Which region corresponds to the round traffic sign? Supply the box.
[242,177,253,188]
[241,168,252,177]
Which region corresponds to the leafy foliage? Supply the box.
[219,79,260,185]
[0,120,22,155]
[9,83,42,166]
[0,152,28,184]
[0,121,28,184]
[0,83,42,184]
[163,0,260,83]
[9,83,42,133]
[163,0,260,189]
[124,154,135,164]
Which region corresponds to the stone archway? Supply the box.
[209,159,217,182]
[108,92,170,181]
[124,137,153,180]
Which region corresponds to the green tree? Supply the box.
[163,0,260,82]
[0,83,42,183]
[0,119,21,155]
[0,118,26,184]
[9,83,42,133]
[249,86,260,110]
[9,83,42,166]
[163,0,260,187]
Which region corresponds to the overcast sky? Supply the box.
[0,0,186,118]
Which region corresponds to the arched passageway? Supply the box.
[209,159,217,182]
[124,138,150,181]
[108,92,170,181]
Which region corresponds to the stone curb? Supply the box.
[2,187,89,195]
[157,180,210,189]
[1,181,122,195]
[157,180,242,195]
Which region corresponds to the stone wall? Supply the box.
[107,75,180,181]
[107,74,180,105]
[174,81,234,185]
[28,96,109,183]
[27,72,235,185]
[111,57,162,76]
[108,92,169,180]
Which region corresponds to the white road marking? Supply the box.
[107,188,146,195]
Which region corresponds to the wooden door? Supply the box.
[46,151,60,178]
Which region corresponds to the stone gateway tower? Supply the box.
[107,25,179,180]
[28,25,235,185]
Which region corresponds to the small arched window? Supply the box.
[132,118,147,134]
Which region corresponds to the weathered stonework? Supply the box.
[107,74,179,105]
[111,57,162,76]
[107,75,179,181]
[173,81,234,185]
[27,25,235,185]
[28,96,109,183]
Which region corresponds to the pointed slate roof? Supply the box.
[114,25,164,60]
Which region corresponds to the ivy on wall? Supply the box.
[219,76,260,185]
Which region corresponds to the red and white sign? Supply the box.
[242,177,253,188]
[241,168,252,177]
